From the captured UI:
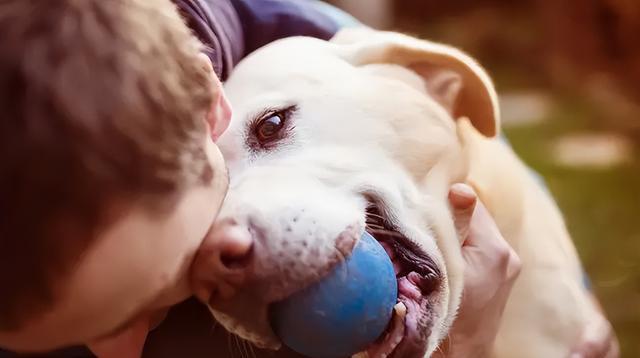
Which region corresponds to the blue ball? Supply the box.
[271,232,398,358]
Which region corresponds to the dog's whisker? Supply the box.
[365,223,385,230]
[332,246,351,278]
[364,218,384,224]
[243,339,251,358]
[365,212,386,221]
[365,217,386,226]
[445,333,453,354]
[334,246,349,264]
[236,335,248,358]
[365,215,383,221]
[231,334,239,358]
[240,336,251,358]
[209,318,219,334]
[367,228,406,238]
[227,332,235,358]
[234,336,242,358]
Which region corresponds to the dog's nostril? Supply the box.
[220,244,254,269]
[217,223,254,270]
[192,219,255,304]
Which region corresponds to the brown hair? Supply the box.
[0,0,215,330]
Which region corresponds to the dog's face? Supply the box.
[208,29,499,357]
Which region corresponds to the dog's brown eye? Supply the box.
[248,105,296,151]
[255,113,285,143]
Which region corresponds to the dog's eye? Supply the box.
[248,106,297,151]
[255,113,285,143]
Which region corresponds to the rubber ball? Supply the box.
[271,231,398,358]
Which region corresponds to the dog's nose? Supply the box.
[191,218,254,303]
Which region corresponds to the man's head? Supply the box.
[0,0,230,351]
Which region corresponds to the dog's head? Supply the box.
[195,28,499,357]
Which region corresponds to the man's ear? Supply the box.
[197,53,215,76]
[196,53,231,141]
[332,28,500,137]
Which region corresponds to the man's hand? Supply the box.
[433,183,521,358]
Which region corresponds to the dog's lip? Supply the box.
[391,277,435,358]
[363,204,441,358]
[364,204,441,280]
[359,262,437,358]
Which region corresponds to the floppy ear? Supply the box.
[332,28,500,137]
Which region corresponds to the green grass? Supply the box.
[503,95,640,357]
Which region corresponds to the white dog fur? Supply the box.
[211,27,598,357]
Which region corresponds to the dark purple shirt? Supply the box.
[174,0,341,80]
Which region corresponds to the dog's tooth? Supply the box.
[382,302,407,355]
[407,271,421,285]
[394,302,407,318]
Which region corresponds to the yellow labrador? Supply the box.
[208,28,598,357]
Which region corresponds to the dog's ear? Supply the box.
[332,28,500,137]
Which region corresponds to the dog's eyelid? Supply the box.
[245,104,298,152]
[249,104,298,125]
[244,105,297,136]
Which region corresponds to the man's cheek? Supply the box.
[87,318,150,358]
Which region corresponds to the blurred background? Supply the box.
[328,0,640,355]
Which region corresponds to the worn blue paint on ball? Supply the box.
[271,232,397,358]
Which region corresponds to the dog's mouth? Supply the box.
[357,203,443,358]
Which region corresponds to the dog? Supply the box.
[204,28,599,357]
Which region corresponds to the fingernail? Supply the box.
[570,353,584,358]
[449,183,476,209]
